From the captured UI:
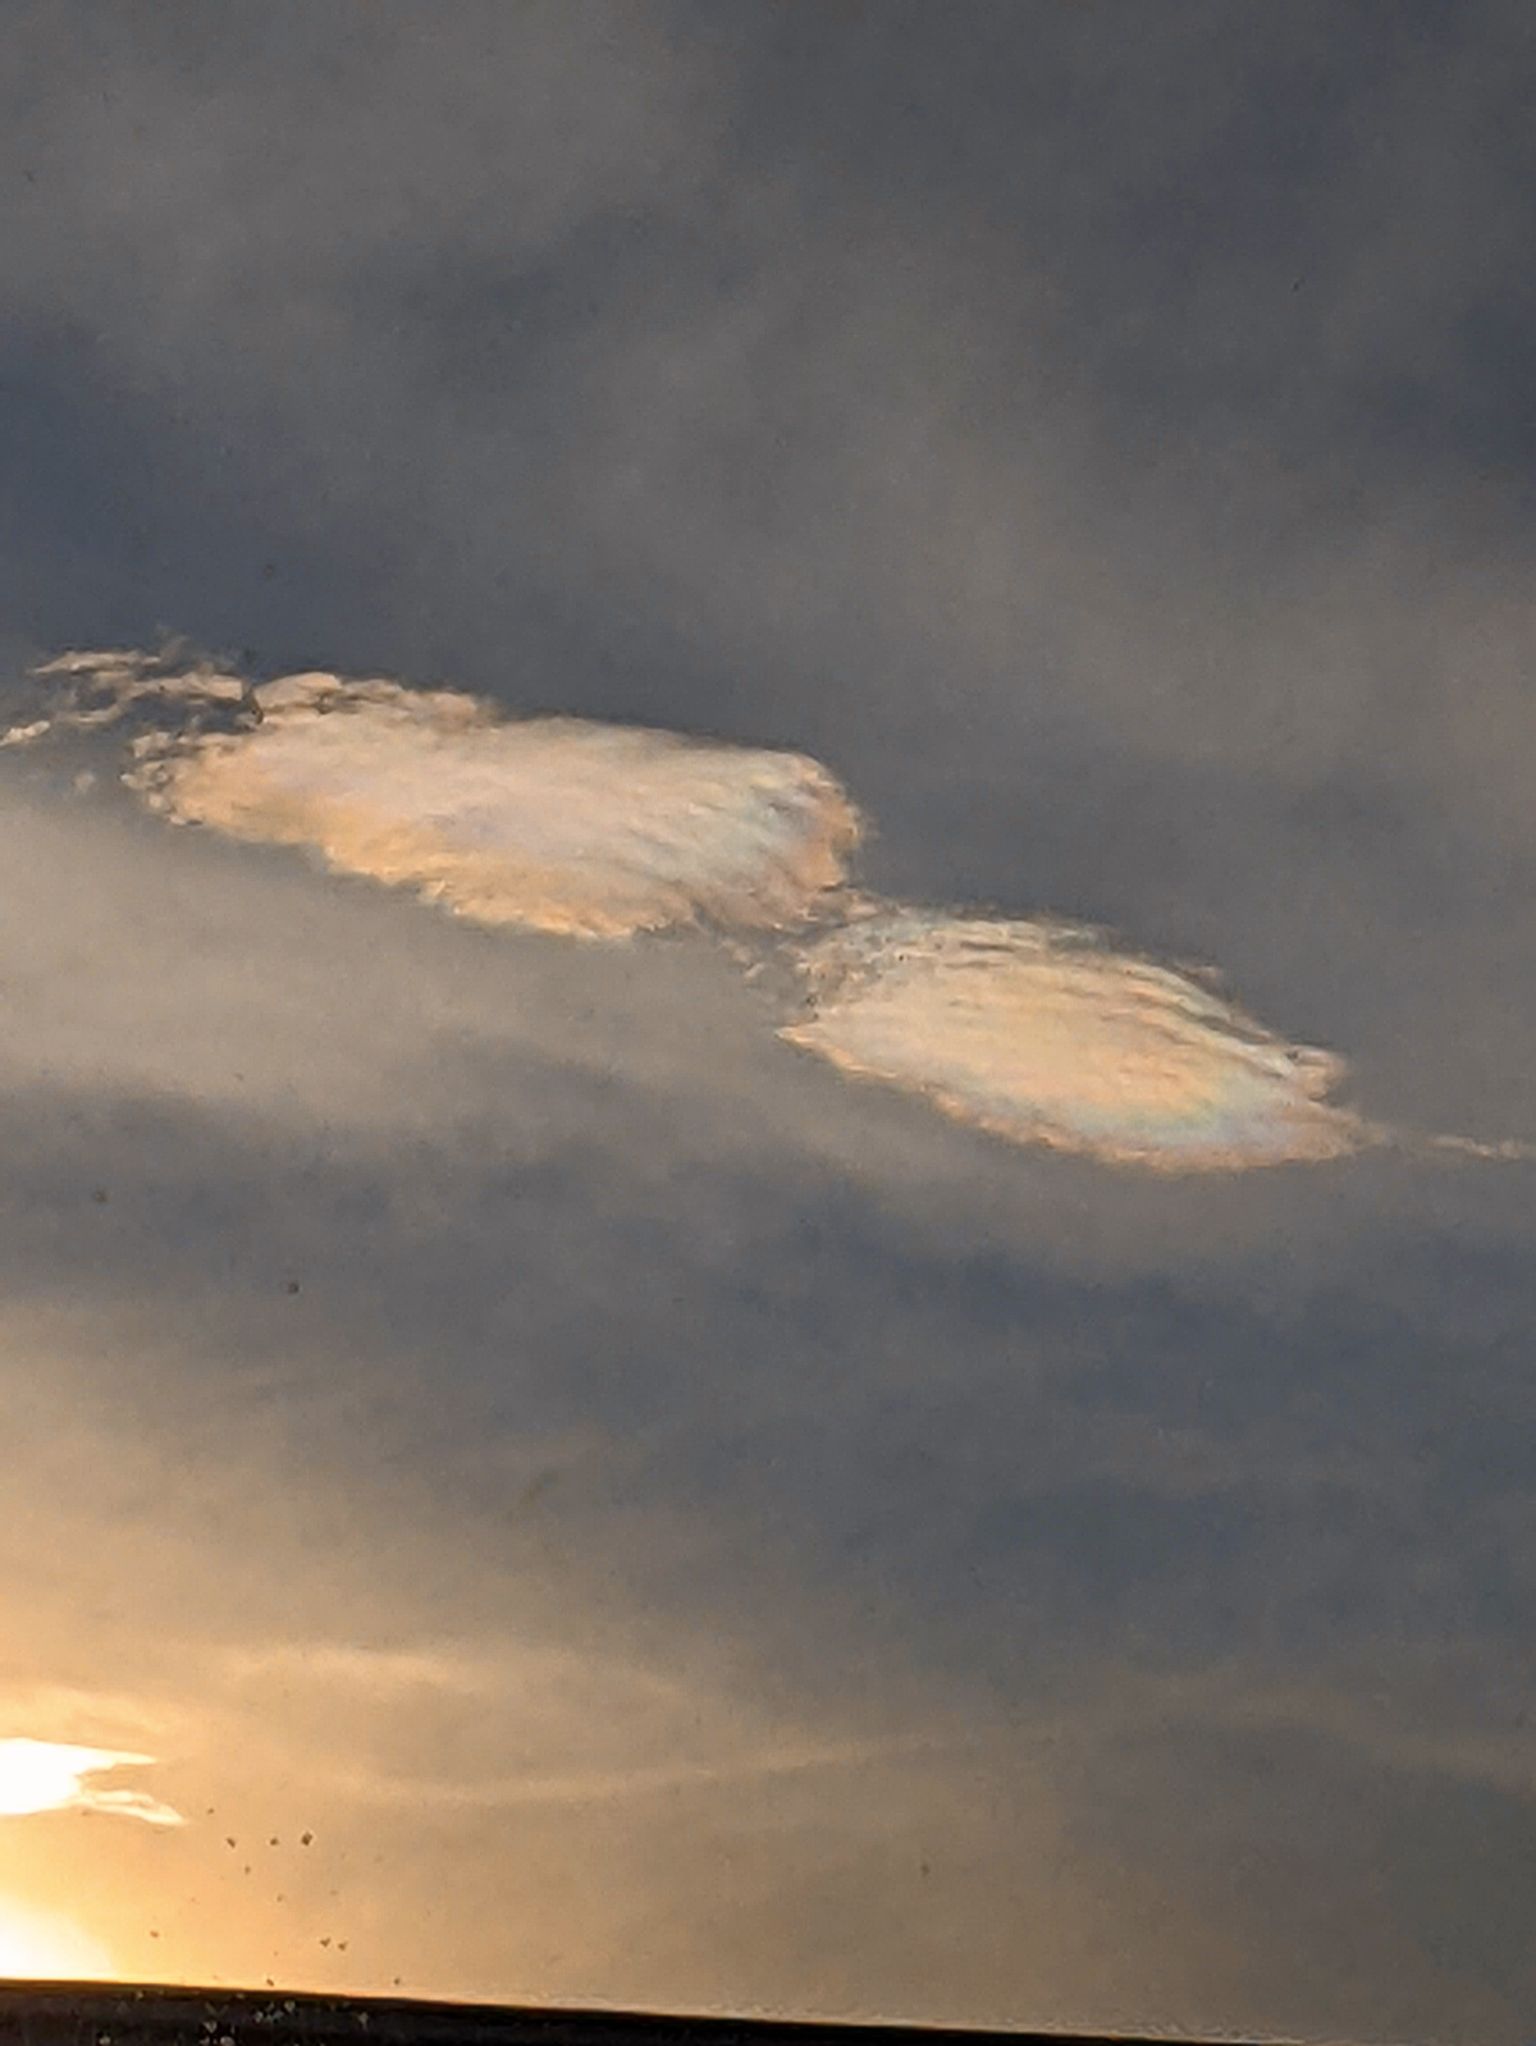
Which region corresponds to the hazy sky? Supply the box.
[3,6,1536,2040]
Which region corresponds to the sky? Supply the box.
[2,4,1536,2039]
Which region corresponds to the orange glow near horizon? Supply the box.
[0,1894,114,1980]
[0,1740,184,1827]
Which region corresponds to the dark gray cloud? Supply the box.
[3,3,1536,2037]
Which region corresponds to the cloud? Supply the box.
[11,654,859,940]
[782,905,1533,1171]
[0,1738,183,1828]
[1,11,1535,2032]
[7,647,249,737]
[780,907,1365,1171]
[0,822,1530,2031]
[16,648,1530,1173]
[328,1733,938,1815]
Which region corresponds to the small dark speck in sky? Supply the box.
[509,1468,559,1517]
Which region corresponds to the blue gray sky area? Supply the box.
[2,5,1536,2039]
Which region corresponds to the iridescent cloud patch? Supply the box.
[10,648,1526,1173]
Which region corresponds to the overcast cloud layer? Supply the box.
[3,4,1536,2041]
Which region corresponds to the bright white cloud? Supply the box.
[782,908,1372,1171]
[0,1738,184,1828]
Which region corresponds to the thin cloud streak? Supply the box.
[336,1732,941,1814]
[0,1737,184,1828]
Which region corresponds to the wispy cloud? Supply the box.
[0,1738,184,1828]
[9,647,249,733]
[334,1731,939,1813]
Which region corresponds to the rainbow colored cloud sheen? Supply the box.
[8,649,1525,1174]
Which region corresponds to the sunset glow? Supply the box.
[0,1895,112,1979]
[0,1740,184,1827]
